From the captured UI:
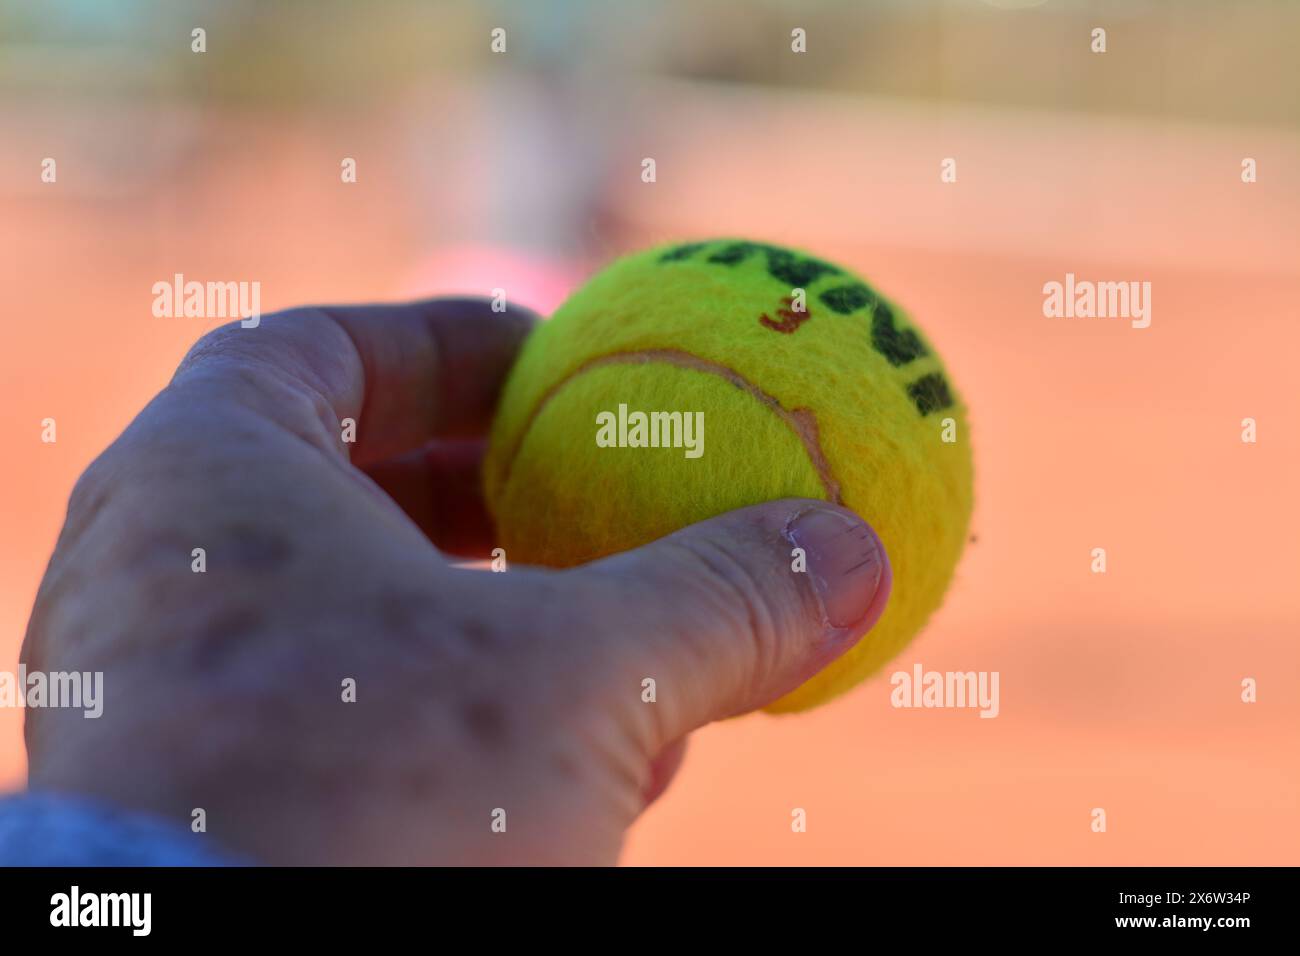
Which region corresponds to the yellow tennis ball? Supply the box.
[483,239,973,712]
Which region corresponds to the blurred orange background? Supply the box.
[1,0,1297,864]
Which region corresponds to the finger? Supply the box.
[172,298,538,468]
[642,737,689,808]
[363,439,496,557]
[321,298,538,463]
[578,499,892,750]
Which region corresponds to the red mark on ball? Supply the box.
[759,297,810,334]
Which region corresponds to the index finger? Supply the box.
[173,298,538,468]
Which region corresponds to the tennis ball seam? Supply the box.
[498,347,845,505]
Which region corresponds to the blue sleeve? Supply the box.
[0,791,249,866]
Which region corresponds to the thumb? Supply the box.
[579,499,891,747]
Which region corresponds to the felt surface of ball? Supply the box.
[484,239,973,712]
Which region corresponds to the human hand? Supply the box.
[21,299,891,865]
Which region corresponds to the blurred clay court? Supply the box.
[1,0,1297,864]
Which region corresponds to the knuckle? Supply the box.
[174,316,344,454]
[173,320,257,378]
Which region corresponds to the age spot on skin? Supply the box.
[461,697,509,749]
[395,762,441,801]
[379,591,440,637]
[458,619,497,651]
[550,749,581,781]
[188,605,267,671]
[224,522,294,570]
